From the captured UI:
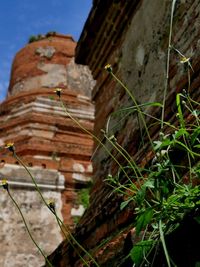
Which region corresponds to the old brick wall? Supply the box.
[47,0,200,266]
[0,34,95,266]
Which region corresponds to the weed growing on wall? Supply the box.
[28,31,56,43]
[103,1,200,266]
[54,56,199,266]
[104,75,200,266]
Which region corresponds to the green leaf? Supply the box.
[191,127,200,145]
[130,240,154,266]
[136,208,154,235]
[153,139,171,150]
[143,179,155,189]
[173,128,189,139]
[135,187,146,206]
[153,141,162,150]
[120,198,132,210]
[139,101,163,108]
[176,93,185,128]
[192,110,200,116]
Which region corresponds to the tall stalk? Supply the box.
[161,0,177,129]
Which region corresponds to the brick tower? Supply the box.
[0,33,94,267]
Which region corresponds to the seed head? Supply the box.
[104,64,112,73]
[47,199,56,212]
[54,88,62,98]
[180,57,190,64]
[5,142,15,153]
[1,179,8,191]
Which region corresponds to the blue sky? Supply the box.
[0,0,92,101]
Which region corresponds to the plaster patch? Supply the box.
[10,64,67,95]
[72,173,91,182]
[86,164,93,173]
[0,139,4,146]
[35,46,56,59]
[71,205,85,216]
[73,163,85,173]
[0,190,63,267]
[135,45,145,67]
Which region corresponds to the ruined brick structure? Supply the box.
[0,34,95,267]
[47,1,200,266]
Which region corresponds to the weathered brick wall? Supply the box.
[0,34,95,266]
[47,1,200,266]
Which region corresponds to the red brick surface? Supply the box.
[0,35,94,225]
[8,34,76,94]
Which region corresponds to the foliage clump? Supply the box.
[28,31,57,43]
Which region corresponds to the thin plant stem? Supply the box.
[115,141,143,178]
[174,140,200,157]
[142,111,178,131]
[183,135,193,182]
[187,96,200,107]
[161,0,177,129]
[103,134,141,187]
[184,95,200,125]
[7,189,53,267]
[112,184,136,196]
[53,211,90,267]
[110,72,153,148]
[14,153,99,267]
[138,239,158,267]
[14,153,48,207]
[184,103,200,125]
[59,99,131,181]
[54,212,99,267]
[187,66,191,92]
[159,220,171,267]
[176,93,185,129]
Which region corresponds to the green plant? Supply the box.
[28,35,39,43]
[28,32,57,44]
[77,188,90,209]
[104,72,200,266]
[46,31,56,37]
[54,54,199,264]
[102,1,200,265]
[28,34,44,43]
